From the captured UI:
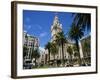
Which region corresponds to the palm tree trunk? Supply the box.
[54,54,56,67]
[35,57,36,67]
[61,41,65,66]
[71,55,73,66]
[75,39,81,66]
[48,50,50,65]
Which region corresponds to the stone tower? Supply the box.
[50,14,63,61]
[51,15,62,41]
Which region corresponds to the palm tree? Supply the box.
[55,31,66,66]
[68,24,84,65]
[72,13,91,31]
[31,49,40,67]
[50,42,58,66]
[72,45,79,57]
[73,44,79,56]
[45,42,52,65]
[83,40,90,57]
[82,39,91,65]
[67,46,73,66]
[72,45,79,65]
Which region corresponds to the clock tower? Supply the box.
[51,15,62,41]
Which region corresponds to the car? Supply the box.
[23,59,33,69]
[80,63,86,66]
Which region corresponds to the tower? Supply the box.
[50,14,63,61]
[51,15,62,41]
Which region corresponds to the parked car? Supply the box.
[23,59,33,69]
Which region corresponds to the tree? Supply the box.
[72,13,91,31]
[72,45,79,65]
[73,45,79,57]
[82,39,91,65]
[67,46,73,66]
[50,42,58,66]
[55,31,67,66]
[68,24,84,65]
[45,42,52,65]
[83,40,90,57]
[31,49,40,67]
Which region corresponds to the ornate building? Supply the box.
[23,31,39,69]
[48,15,72,66]
[38,15,90,67]
[45,15,90,67]
[51,15,62,41]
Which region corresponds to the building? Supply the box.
[44,15,90,67]
[47,15,72,66]
[51,15,62,41]
[23,31,39,69]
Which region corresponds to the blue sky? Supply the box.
[23,10,90,49]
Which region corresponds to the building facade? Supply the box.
[23,31,39,69]
[44,15,90,67]
[48,15,72,66]
[51,15,62,41]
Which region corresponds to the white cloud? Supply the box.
[32,24,42,30]
[27,25,31,29]
[37,24,42,30]
[39,32,47,37]
[39,47,45,54]
[24,24,32,30]
[39,47,45,51]
[26,17,30,22]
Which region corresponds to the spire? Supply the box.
[51,13,62,31]
[51,13,62,41]
[53,13,59,25]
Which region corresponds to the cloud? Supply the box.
[24,24,42,31]
[32,24,42,30]
[39,32,47,37]
[39,47,45,51]
[27,25,31,29]
[24,24,32,30]
[26,17,30,22]
[36,24,42,30]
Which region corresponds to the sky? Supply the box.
[23,10,90,49]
